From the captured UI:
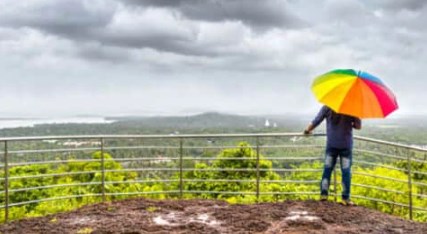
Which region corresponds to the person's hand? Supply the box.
[303,129,312,135]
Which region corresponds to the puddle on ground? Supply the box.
[285,211,319,221]
[153,212,220,227]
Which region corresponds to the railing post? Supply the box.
[100,138,106,202]
[3,141,9,222]
[255,137,260,203]
[179,138,183,199]
[333,163,337,202]
[407,149,413,220]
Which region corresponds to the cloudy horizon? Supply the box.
[0,0,426,118]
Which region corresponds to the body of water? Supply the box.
[0,117,115,129]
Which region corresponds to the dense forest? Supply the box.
[1,112,426,144]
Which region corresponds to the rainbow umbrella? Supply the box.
[311,69,398,118]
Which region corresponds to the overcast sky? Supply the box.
[0,0,425,117]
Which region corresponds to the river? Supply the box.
[0,117,115,129]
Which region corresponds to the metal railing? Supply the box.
[0,133,426,222]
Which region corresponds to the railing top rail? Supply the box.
[0,133,325,142]
[0,133,425,152]
[354,135,427,152]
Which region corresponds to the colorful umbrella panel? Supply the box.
[311,69,398,118]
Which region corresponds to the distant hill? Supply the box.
[2,112,426,140]
[109,112,261,129]
[108,112,308,131]
[0,112,308,136]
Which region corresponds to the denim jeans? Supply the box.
[320,146,353,200]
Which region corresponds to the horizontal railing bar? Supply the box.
[3,179,423,196]
[0,156,323,168]
[6,147,100,155]
[412,206,427,212]
[4,159,421,170]
[178,179,319,184]
[5,159,99,167]
[100,168,323,173]
[0,157,323,168]
[107,145,324,150]
[1,170,101,181]
[0,145,325,156]
[113,157,177,162]
[354,136,427,153]
[0,133,326,142]
[264,157,322,161]
[353,172,408,183]
[406,157,427,163]
[352,160,407,172]
[412,181,427,187]
[354,195,427,212]
[0,133,422,151]
[412,193,427,199]
[0,179,320,195]
[4,179,181,194]
[116,157,321,161]
[104,191,181,196]
[183,179,254,183]
[3,182,102,193]
[0,168,323,181]
[352,183,406,195]
[352,195,410,208]
[351,195,409,208]
[1,194,103,208]
[259,145,324,148]
[106,146,180,150]
[260,180,319,184]
[0,191,186,209]
[258,191,319,195]
[0,190,321,209]
[354,149,407,160]
[412,170,427,176]
[183,190,318,195]
[185,190,257,195]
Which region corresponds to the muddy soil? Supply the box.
[0,198,426,233]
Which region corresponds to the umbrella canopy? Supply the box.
[311,69,398,118]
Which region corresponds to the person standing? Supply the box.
[304,105,361,205]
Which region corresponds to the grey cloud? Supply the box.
[122,0,189,7]
[97,27,220,57]
[324,0,372,26]
[0,0,225,58]
[0,0,115,39]
[121,0,305,29]
[371,0,427,11]
[76,43,132,63]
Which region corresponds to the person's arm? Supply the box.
[353,118,362,130]
[304,123,315,134]
[304,106,328,134]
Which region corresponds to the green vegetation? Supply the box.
[1,141,426,222]
[0,113,426,222]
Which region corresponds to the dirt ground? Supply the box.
[0,198,426,234]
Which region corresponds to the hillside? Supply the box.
[0,112,308,136]
[1,198,425,233]
[1,112,427,145]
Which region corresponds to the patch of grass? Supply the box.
[146,206,159,212]
[77,227,93,234]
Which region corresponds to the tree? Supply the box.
[179,142,281,201]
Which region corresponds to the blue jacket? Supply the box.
[311,106,361,149]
